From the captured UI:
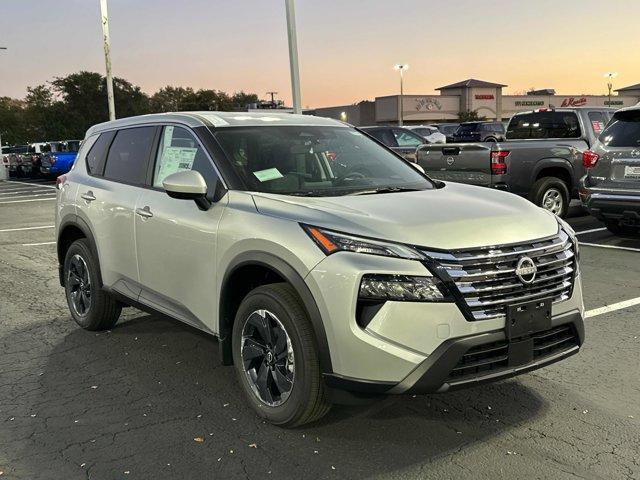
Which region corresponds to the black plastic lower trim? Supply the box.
[325,310,584,396]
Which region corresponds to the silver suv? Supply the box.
[56,112,585,427]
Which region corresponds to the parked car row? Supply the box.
[414,104,640,235]
[1,139,81,178]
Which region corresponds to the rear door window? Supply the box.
[588,112,607,136]
[366,128,398,147]
[599,110,640,147]
[103,127,156,184]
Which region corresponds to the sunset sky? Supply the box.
[1,0,639,108]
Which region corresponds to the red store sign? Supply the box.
[475,94,494,100]
[560,97,587,107]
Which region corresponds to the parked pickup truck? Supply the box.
[416,107,615,217]
[40,140,81,177]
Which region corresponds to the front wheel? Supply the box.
[530,177,569,217]
[232,283,330,427]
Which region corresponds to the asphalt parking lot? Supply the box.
[0,178,639,480]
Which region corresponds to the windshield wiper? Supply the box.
[347,186,424,196]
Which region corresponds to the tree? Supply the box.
[457,110,486,122]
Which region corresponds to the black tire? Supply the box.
[232,283,330,427]
[605,220,639,236]
[530,177,570,217]
[63,239,121,331]
[484,136,498,143]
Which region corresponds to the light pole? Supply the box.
[394,64,409,126]
[284,0,302,114]
[99,0,116,120]
[604,72,617,107]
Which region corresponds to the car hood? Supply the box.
[251,182,559,251]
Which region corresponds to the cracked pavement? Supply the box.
[0,182,639,479]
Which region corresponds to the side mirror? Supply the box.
[163,170,211,211]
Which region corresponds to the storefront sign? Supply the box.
[414,97,443,111]
[604,100,624,106]
[515,100,545,107]
[475,94,494,100]
[560,97,587,107]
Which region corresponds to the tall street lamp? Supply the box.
[99,0,116,120]
[394,64,409,126]
[285,0,302,114]
[604,72,617,107]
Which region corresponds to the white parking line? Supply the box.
[0,198,56,205]
[0,193,56,201]
[575,227,607,235]
[585,297,640,318]
[579,242,640,253]
[0,189,54,195]
[21,241,56,246]
[4,180,56,189]
[0,225,54,233]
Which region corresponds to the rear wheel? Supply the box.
[64,239,121,331]
[604,220,640,236]
[232,283,330,427]
[531,177,569,217]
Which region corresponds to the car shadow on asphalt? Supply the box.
[5,312,548,478]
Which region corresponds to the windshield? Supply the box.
[214,126,432,196]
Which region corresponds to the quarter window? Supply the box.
[86,131,116,175]
[103,127,155,184]
[152,126,218,192]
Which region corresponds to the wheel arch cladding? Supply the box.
[57,215,101,287]
[534,161,573,190]
[218,251,333,374]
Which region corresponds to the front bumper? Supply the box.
[306,251,585,394]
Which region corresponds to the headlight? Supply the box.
[557,217,580,263]
[359,274,445,302]
[302,225,423,260]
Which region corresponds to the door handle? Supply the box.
[135,206,153,219]
[81,191,96,202]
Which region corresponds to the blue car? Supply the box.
[40,140,81,177]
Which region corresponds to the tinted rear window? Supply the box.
[507,112,581,139]
[86,131,115,175]
[599,110,640,147]
[103,127,155,184]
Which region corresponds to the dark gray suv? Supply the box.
[580,105,640,235]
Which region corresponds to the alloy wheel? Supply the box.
[240,309,295,407]
[67,254,92,316]
[542,188,564,215]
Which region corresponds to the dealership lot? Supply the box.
[0,179,638,479]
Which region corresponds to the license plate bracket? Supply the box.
[506,298,552,340]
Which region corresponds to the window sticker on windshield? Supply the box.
[253,168,284,182]
[155,147,198,187]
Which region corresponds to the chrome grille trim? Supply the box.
[423,230,576,321]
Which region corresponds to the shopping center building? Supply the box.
[310,79,640,126]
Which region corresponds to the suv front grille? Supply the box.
[424,230,576,321]
[447,324,579,383]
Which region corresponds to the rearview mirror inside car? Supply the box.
[162,170,211,211]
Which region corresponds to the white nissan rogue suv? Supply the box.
[56,112,585,426]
